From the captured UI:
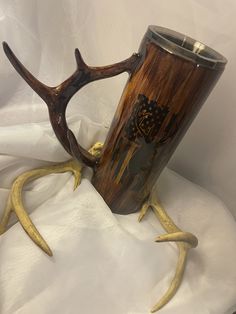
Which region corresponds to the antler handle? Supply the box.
[3,42,141,168]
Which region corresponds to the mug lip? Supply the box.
[146,25,227,69]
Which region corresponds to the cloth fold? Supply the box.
[0,116,236,314]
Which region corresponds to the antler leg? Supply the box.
[0,142,103,256]
[0,159,83,256]
[138,193,198,313]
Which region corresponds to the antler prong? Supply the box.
[0,143,103,256]
[155,231,198,248]
[0,159,83,256]
[139,193,198,312]
[150,245,188,313]
[74,48,88,70]
[2,42,51,102]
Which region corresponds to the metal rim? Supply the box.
[146,25,227,69]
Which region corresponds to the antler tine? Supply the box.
[138,194,198,313]
[2,42,51,103]
[74,48,88,70]
[0,142,103,256]
[55,49,141,103]
[2,41,73,154]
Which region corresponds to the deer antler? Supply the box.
[0,142,103,255]
[2,42,141,167]
[138,193,198,312]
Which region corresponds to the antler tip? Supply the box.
[74,48,80,55]
[74,48,87,69]
[74,48,81,60]
[150,303,162,313]
[2,41,10,54]
[44,246,53,257]
[37,237,53,256]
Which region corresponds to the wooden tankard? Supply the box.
[87,26,227,214]
[3,26,227,215]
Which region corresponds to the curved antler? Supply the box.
[2,42,141,167]
[138,193,198,312]
[0,142,104,255]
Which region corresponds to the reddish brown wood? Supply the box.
[92,34,226,214]
[3,27,226,215]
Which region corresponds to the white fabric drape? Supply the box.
[0,117,236,314]
[1,1,236,313]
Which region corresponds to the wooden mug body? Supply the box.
[92,29,225,214]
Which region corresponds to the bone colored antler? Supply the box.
[0,143,103,255]
[0,159,82,256]
[2,42,140,166]
[138,193,198,312]
[0,139,197,311]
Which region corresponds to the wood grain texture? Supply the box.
[3,30,225,216]
[92,36,224,214]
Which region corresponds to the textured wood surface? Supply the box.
[3,32,225,216]
[92,37,224,214]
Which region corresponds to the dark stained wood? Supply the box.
[3,29,225,215]
[92,36,225,214]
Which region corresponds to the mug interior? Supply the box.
[147,26,227,69]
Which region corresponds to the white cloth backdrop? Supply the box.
[0,1,236,314]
